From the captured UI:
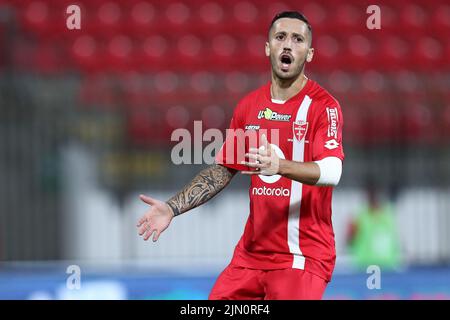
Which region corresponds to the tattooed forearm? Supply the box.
[166,164,236,217]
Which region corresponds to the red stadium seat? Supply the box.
[224,1,261,34]
[263,1,291,23]
[378,4,398,33]
[125,1,158,35]
[377,35,410,71]
[97,1,122,31]
[326,70,354,96]
[70,35,105,73]
[201,104,227,129]
[188,71,216,95]
[399,4,429,33]
[392,70,421,95]
[312,35,343,72]
[206,34,239,71]
[134,35,169,72]
[165,104,191,129]
[302,2,328,33]
[344,34,374,72]
[224,71,250,96]
[410,36,445,71]
[164,2,192,30]
[173,34,204,72]
[244,35,268,72]
[76,1,126,37]
[333,3,362,32]
[154,71,180,93]
[103,35,135,72]
[193,2,227,36]
[19,1,65,39]
[430,4,450,36]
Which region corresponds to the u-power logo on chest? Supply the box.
[257,108,292,122]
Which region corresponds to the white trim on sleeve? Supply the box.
[314,157,342,186]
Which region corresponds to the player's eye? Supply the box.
[294,36,304,43]
[275,34,285,40]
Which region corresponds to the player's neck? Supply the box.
[270,73,308,102]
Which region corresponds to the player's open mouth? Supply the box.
[280,54,293,71]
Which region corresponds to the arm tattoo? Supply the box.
[166,164,236,217]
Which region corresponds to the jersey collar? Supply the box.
[264,78,313,105]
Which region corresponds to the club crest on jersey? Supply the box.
[293,120,308,141]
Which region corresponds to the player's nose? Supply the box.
[283,43,293,52]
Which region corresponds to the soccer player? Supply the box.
[137,11,344,300]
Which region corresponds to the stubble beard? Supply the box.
[270,55,306,82]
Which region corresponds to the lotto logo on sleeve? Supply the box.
[326,107,338,138]
[325,139,339,150]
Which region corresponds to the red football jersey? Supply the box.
[216,79,344,282]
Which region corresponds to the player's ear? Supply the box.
[265,41,270,57]
[306,47,314,63]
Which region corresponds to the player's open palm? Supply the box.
[137,195,174,242]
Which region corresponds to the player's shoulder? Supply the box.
[235,83,268,110]
[308,79,341,110]
[239,83,270,104]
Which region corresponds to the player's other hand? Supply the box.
[137,195,174,242]
[241,134,280,176]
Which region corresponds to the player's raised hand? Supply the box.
[241,134,280,176]
[137,195,174,242]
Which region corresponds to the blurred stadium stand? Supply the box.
[0,0,449,299]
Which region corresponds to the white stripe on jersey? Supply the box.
[288,95,312,269]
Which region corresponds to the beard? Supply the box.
[270,54,306,81]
